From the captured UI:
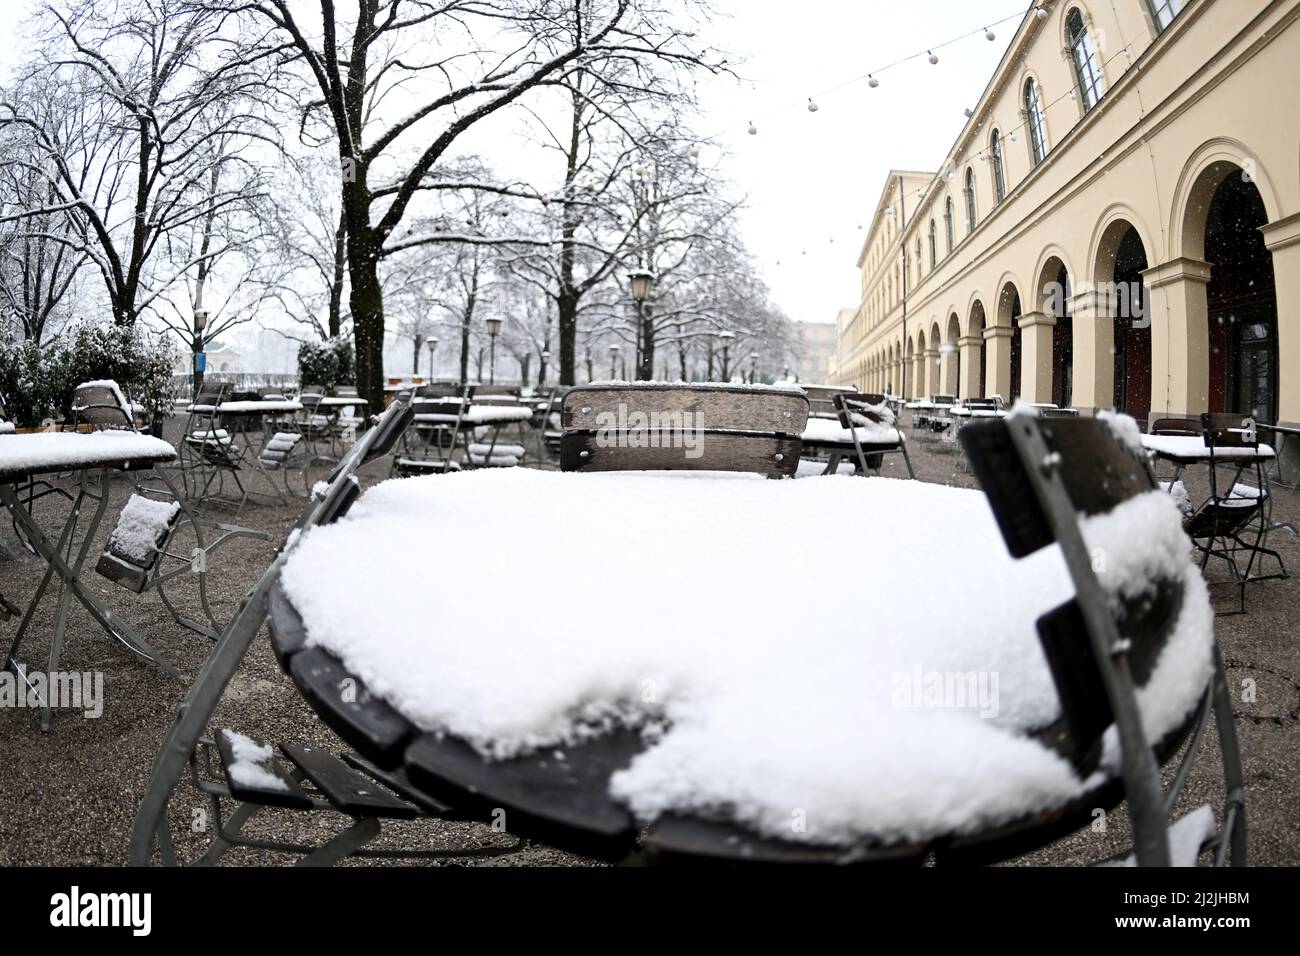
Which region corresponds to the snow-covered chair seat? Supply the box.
[258,431,303,469]
[95,494,183,593]
[393,456,460,477]
[467,442,525,468]
[559,382,809,477]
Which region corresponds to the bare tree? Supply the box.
[0,0,282,333]
[222,0,724,407]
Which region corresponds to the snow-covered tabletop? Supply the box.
[800,416,903,446]
[0,430,176,481]
[414,405,533,426]
[302,395,369,407]
[949,406,1007,419]
[280,467,1213,847]
[1141,434,1275,462]
[0,421,14,434]
[189,400,302,414]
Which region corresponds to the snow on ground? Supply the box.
[280,467,1212,846]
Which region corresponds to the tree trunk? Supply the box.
[329,208,347,338]
[558,292,578,385]
[412,334,422,374]
[347,232,385,409]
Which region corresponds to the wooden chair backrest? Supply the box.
[560,384,808,477]
[72,382,134,431]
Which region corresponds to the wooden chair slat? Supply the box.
[560,430,802,477]
[562,384,808,434]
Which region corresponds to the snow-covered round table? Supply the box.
[269,466,1215,862]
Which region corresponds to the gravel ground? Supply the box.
[0,414,1296,867]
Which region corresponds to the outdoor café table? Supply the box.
[1258,422,1300,491]
[1140,433,1276,486]
[269,466,1216,863]
[0,430,182,730]
[301,395,369,463]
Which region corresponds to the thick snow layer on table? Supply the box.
[414,405,532,425]
[0,430,175,476]
[1141,434,1274,461]
[801,416,902,445]
[190,400,302,414]
[281,469,1213,845]
[0,421,13,434]
[592,380,806,396]
[108,495,181,564]
[221,730,288,792]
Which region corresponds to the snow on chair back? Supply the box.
[960,416,1174,769]
[96,494,183,593]
[560,383,808,478]
[71,381,135,431]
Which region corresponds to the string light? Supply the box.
[868,74,879,88]
[807,98,819,112]
[747,121,757,135]
[985,27,997,41]
[928,50,939,65]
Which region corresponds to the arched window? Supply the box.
[928,219,937,271]
[990,130,1006,203]
[964,169,977,232]
[1025,78,1048,165]
[916,238,923,284]
[1068,8,1105,111]
[1148,0,1184,33]
[944,197,954,253]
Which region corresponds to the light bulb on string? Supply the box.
[747,121,757,135]
[985,27,996,41]
[806,98,819,113]
[868,74,879,88]
[1036,6,1048,19]
[689,145,701,159]
[928,50,939,65]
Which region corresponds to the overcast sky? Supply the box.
[0,0,1023,331]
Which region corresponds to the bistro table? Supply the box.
[0,430,182,730]
[270,466,1216,862]
[1141,433,1276,485]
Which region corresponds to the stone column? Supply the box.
[924,348,941,397]
[983,325,1013,401]
[957,335,983,399]
[939,346,959,396]
[1069,287,1118,416]
[1262,213,1300,425]
[1017,311,1056,403]
[1142,257,1212,418]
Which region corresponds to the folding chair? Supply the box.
[66,381,271,640]
[131,399,527,866]
[1183,416,1288,614]
[833,392,914,477]
[392,385,465,477]
[958,415,1246,866]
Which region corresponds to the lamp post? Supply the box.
[486,317,502,384]
[541,349,551,387]
[192,309,208,397]
[427,337,438,382]
[627,269,654,381]
[749,352,759,384]
[718,330,735,381]
[609,343,621,380]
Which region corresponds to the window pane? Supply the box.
[1025,79,1048,165]
[1149,0,1183,32]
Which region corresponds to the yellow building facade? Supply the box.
[835,0,1300,449]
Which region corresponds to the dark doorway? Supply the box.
[1008,290,1022,401]
[1051,265,1073,407]
[1112,226,1151,422]
[1205,172,1278,423]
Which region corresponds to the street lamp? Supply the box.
[427,337,438,382]
[609,343,621,380]
[486,317,503,384]
[627,270,654,380]
[718,330,735,381]
[749,351,759,384]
